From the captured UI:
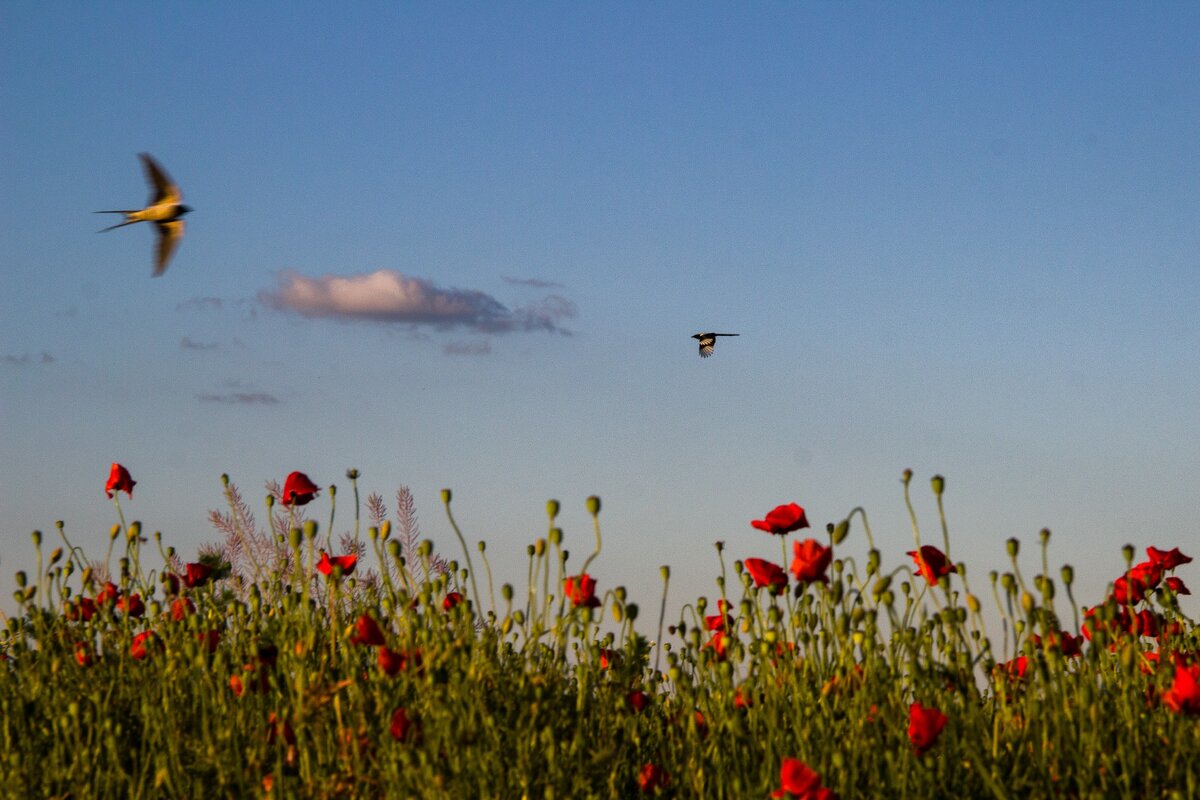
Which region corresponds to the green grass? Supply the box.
[1,467,1197,799]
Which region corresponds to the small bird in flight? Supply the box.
[692,332,739,358]
[97,153,191,276]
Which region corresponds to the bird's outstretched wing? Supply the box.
[139,153,182,205]
[153,219,185,276]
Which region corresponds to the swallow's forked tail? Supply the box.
[95,210,136,232]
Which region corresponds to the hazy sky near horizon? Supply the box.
[2,3,1199,623]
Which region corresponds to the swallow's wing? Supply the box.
[153,219,185,276]
[139,153,182,205]
[697,336,716,357]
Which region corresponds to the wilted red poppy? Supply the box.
[350,614,386,647]
[751,503,811,535]
[117,593,145,618]
[627,689,651,713]
[638,763,669,793]
[390,707,418,742]
[184,562,215,589]
[564,573,601,608]
[95,581,120,608]
[908,702,949,755]
[744,558,788,594]
[1163,662,1200,714]
[105,463,136,499]
[442,591,464,611]
[130,630,159,660]
[1148,546,1193,571]
[771,757,836,799]
[316,551,357,578]
[791,539,833,584]
[907,545,956,586]
[281,471,320,506]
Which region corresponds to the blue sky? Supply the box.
[2,3,1198,626]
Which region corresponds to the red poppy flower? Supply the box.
[693,710,709,739]
[162,572,180,596]
[705,631,729,661]
[184,562,215,589]
[705,599,732,632]
[170,597,195,621]
[1029,630,1082,657]
[281,471,320,506]
[1148,546,1193,571]
[377,647,406,676]
[316,551,357,578]
[564,573,601,608]
[350,614,386,647]
[627,689,651,713]
[442,591,464,611]
[196,630,220,654]
[791,539,833,584]
[751,503,811,535]
[66,597,97,622]
[266,712,296,746]
[995,655,1028,681]
[95,582,120,608]
[744,558,788,594]
[75,643,95,668]
[638,763,669,794]
[1163,662,1200,714]
[599,648,619,670]
[770,758,836,799]
[907,702,949,755]
[907,545,956,586]
[734,687,754,709]
[117,593,145,618]
[105,463,136,499]
[130,630,159,660]
[1166,576,1191,595]
[390,707,418,742]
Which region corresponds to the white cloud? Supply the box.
[260,269,575,334]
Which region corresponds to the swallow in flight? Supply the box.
[97,153,191,276]
[692,332,739,358]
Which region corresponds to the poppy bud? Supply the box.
[49,547,63,566]
[549,528,562,546]
[110,525,121,541]
[1000,573,1016,594]
[931,475,945,496]
[867,549,881,576]
[513,610,525,625]
[614,586,627,603]
[586,495,601,516]
[14,571,26,588]
[1021,591,1035,615]
[1039,528,1051,545]
[441,488,452,505]
[873,576,892,597]
[626,603,639,621]
[1121,544,1135,564]
[1061,565,1074,586]
[546,500,560,520]
[302,520,318,540]
[714,540,725,553]
[386,540,400,557]
[380,520,391,540]
[902,468,913,485]
[31,530,42,547]
[832,519,850,545]
[967,594,981,613]
[1006,538,1020,558]
[288,528,302,548]
[535,539,546,557]
[328,484,337,498]
[345,468,359,480]
[265,494,275,509]
[661,566,671,581]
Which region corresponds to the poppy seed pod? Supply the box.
[441,488,452,504]
[1006,538,1020,558]
[586,495,601,516]
[1061,565,1075,586]
[546,500,560,520]
[931,474,945,496]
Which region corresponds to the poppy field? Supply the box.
[2,465,1199,799]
